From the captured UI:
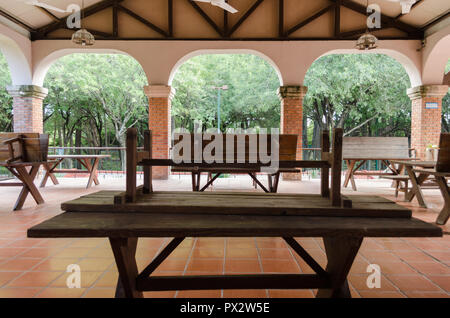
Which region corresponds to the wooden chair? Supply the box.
[412,133,450,225]
[0,133,49,210]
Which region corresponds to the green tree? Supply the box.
[303,54,412,149]
[171,54,280,132]
[0,53,12,132]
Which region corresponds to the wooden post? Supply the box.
[321,130,330,198]
[126,128,137,203]
[143,130,153,194]
[331,128,343,207]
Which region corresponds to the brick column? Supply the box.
[278,85,307,180]
[144,85,175,180]
[407,85,448,159]
[7,85,48,133]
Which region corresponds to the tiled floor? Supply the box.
[0,173,448,298]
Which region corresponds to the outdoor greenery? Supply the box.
[0,53,448,170]
[171,54,280,131]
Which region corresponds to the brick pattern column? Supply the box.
[144,85,175,180]
[278,85,307,180]
[7,85,48,133]
[407,85,448,159]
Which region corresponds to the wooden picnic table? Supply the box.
[171,167,300,193]
[342,137,416,191]
[41,155,110,189]
[27,190,442,299]
[391,160,449,225]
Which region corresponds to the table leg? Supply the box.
[405,166,429,208]
[40,161,61,188]
[82,158,100,189]
[267,174,273,192]
[109,237,143,298]
[435,176,450,225]
[343,160,357,191]
[316,236,363,298]
[14,165,44,210]
[273,172,280,193]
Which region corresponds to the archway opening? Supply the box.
[0,52,12,132]
[303,53,411,173]
[170,54,281,132]
[43,53,149,171]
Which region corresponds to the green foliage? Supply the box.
[443,59,450,132]
[43,54,148,148]
[171,54,280,132]
[304,54,412,146]
[0,53,12,132]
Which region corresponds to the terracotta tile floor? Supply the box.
[0,174,448,298]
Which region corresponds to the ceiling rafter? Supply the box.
[117,4,168,37]
[187,0,223,37]
[0,8,35,33]
[33,0,125,39]
[329,0,422,36]
[228,0,265,37]
[286,4,335,36]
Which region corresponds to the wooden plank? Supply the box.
[437,133,450,173]
[136,274,329,291]
[27,212,442,239]
[321,130,330,197]
[228,0,265,36]
[126,128,137,202]
[343,137,410,159]
[61,191,411,218]
[286,4,335,36]
[331,129,343,207]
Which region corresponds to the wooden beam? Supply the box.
[36,0,125,36]
[168,0,173,37]
[187,0,223,37]
[228,0,265,37]
[118,5,168,37]
[0,8,35,32]
[63,27,113,39]
[278,0,284,38]
[420,9,450,31]
[333,0,422,36]
[113,1,118,38]
[286,4,335,36]
[223,0,229,37]
[335,0,341,37]
[339,28,367,38]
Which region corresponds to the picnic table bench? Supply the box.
[343,137,415,191]
[171,133,300,193]
[391,132,450,225]
[27,128,443,298]
[0,133,51,210]
[40,154,110,189]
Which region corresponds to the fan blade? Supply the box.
[193,0,212,3]
[34,2,68,13]
[215,2,238,13]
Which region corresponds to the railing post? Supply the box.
[126,128,137,202]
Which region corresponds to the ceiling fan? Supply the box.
[386,0,417,14]
[193,0,238,14]
[16,0,70,13]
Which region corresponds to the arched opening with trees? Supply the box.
[42,53,149,170]
[303,53,412,152]
[170,54,281,132]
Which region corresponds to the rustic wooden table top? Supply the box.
[390,160,436,168]
[47,155,111,159]
[59,190,413,218]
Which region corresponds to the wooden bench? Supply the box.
[171,133,300,193]
[343,137,414,191]
[0,133,50,210]
[411,133,450,225]
[27,127,443,298]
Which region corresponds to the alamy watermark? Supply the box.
[171,122,281,173]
